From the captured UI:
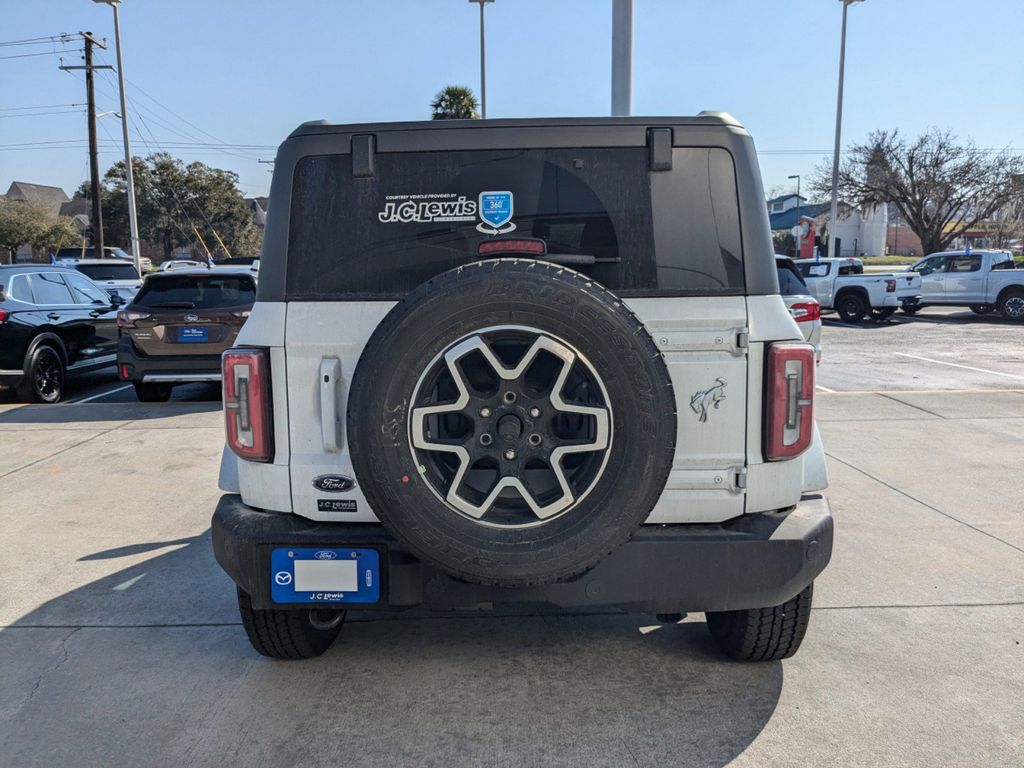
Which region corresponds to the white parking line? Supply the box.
[893,352,1024,381]
[66,384,134,404]
[816,385,837,393]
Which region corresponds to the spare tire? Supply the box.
[347,259,676,586]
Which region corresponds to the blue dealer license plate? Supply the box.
[178,326,209,342]
[270,547,380,604]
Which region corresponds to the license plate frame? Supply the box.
[178,326,209,343]
[270,547,381,604]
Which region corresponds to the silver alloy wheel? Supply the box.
[1003,296,1024,320]
[409,325,612,528]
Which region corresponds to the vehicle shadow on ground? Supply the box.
[2,530,784,767]
[0,400,222,426]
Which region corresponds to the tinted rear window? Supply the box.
[286,147,744,298]
[133,275,256,309]
[75,263,139,281]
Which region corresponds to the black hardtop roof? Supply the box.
[288,112,745,140]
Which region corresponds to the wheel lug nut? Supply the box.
[528,433,542,447]
[528,407,541,418]
[479,433,493,446]
[503,448,517,461]
[479,407,492,418]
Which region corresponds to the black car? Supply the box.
[0,265,124,402]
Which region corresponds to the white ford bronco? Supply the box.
[212,113,833,661]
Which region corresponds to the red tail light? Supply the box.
[117,309,151,329]
[765,342,815,461]
[884,279,896,293]
[0,309,9,324]
[223,347,274,462]
[790,301,821,323]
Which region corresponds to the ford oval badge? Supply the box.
[313,475,356,493]
[314,550,338,560]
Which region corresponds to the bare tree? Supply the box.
[813,129,1024,255]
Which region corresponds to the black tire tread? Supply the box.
[16,342,64,403]
[236,587,343,660]
[706,583,813,662]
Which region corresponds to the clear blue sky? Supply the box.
[2,0,1022,202]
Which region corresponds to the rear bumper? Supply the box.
[212,493,834,614]
[117,335,221,384]
[895,294,921,307]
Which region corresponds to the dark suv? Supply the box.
[117,270,256,401]
[0,264,123,402]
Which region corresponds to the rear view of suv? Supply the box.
[212,115,833,662]
[117,270,255,401]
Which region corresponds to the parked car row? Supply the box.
[0,264,256,403]
[784,249,1024,324]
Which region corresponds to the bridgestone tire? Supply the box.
[347,259,677,587]
[706,583,814,662]
[236,587,344,660]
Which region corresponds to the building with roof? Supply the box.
[4,182,70,215]
[767,193,887,257]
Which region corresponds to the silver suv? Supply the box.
[212,114,833,661]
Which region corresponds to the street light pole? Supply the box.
[611,0,633,116]
[94,0,141,275]
[468,0,494,118]
[827,0,863,260]
[788,174,801,257]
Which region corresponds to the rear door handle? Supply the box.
[47,313,60,320]
[319,357,343,452]
[89,311,101,318]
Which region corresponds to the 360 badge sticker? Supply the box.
[476,190,516,235]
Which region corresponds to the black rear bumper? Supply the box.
[212,494,833,614]
[117,335,220,383]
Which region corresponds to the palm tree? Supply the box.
[431,85,480,120]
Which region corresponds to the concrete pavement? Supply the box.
[1,321,1023,765]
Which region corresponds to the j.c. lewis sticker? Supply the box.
[476,190,516,234]
[317,499,358,513]
[378,193,476,224]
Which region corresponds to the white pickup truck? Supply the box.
[903,249,1024,321]
[795,257,922,323]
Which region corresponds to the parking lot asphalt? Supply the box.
[1,312,1023,767]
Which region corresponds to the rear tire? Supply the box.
[969,304,995,315]
[16,344,65,403]
[236,587,345,660]
[835,293,867,323]
[133,382,172,402]
[706,583,814,662]
[998,291,1024,322]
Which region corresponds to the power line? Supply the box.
[0,34,75,47]
[0,102,84,111]
[0,50,73,60]
[0,109,86,119]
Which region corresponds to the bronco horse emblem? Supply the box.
[690,378,727,423]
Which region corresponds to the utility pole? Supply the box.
[60,33,111,258]
[611,0,633,116]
